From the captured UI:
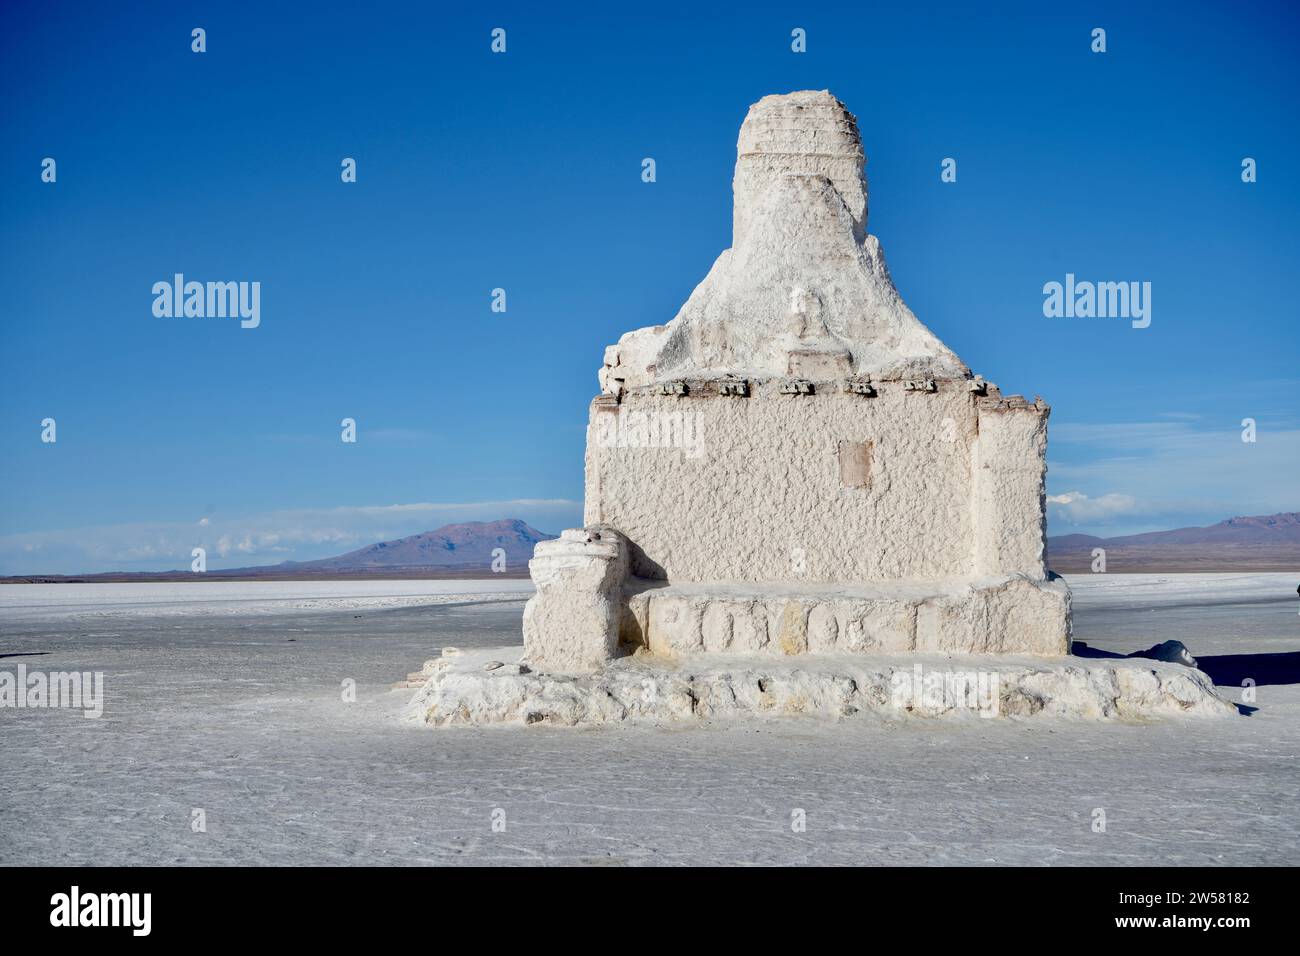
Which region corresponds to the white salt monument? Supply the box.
[408,91,1233,725]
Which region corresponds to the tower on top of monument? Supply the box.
[734,90,868,246]
[600,90,970,392]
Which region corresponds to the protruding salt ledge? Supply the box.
[406,646,1237,727]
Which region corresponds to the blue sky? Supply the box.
[2,0,1297,573]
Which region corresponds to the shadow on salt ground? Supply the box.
[1197,651,1300,688]
[1071,641,1300,716]
[1072,641,1300,687]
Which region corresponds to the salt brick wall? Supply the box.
[585,383,1050,585]
[587,384,946,582]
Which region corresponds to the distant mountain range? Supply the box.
[275,518,554,573]
[4,520,555,583]
[5,513,1297,583]
[1046,512,1300,572]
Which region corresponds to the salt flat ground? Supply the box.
[1,574,1297,866]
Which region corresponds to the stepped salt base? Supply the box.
[405,646,1237,727]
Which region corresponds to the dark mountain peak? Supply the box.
[1220,512,1299,530]
[292,519,556,571]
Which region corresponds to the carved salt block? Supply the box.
[522,527,629,674]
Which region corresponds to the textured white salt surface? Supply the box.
[0,579,533,623]
[1068,572,1297,609]
[1,574,1296,865]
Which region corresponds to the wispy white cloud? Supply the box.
[1047,419,1299,535]
[1046,491,1142,523]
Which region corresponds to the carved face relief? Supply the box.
[788,287,826,340]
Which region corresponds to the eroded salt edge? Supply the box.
[405,645,1238,727]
